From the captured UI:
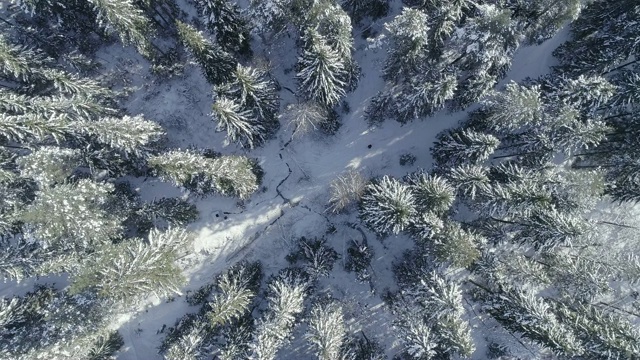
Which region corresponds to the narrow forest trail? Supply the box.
[115,17,570,360]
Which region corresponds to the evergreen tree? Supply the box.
[20,179,123,250]
[149,150,259,198]
[249,270,308,360]
[71,228,189,303]
[207,265,257,326]
[73,115,165,155]
[360,176,416,235]
[88,0,155,56]
[197,0,251,55]
[509,0,585,44]
[433,221,482,268]
[553,0,640,76]
[479,286,584,357]
[432,128,500,167]
[0,285,111,360]
[212,96,264,148]
[176,20,236,85]
[341,0,388,23]
[16,146,82,187]
[215,64,280,126]
[306,302,348,360]
[405,172,455,215]
[296,29,348,107]
[382,7,430,82]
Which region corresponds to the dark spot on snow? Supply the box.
[215,214,219,218]
[279,153,283,159]
[367,144,372,149]
[224,216,228,220]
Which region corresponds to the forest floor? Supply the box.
[82,2,571,358]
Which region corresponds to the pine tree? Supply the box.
[207,266,257,327]
[432,128,500,167]
[0,35,42,81]
[382,7,430,81]
[433,221,481,268]
[297,29,348,107]
[393,68,458,122]
[212,96,264,148]
[215,64,280,126]
[0,285,111,359]
[509,0,585,44]
[71,228,189,303]
[483,82,544,133]
[480,286,585,357]
[73,115,165,155]
[283,101,330,138]
[447,164,490,200]
[88,0,155,56]
[553,0,640,76]
[306,302,348,360]
[16,147,82,187]
[20,179,123,250]
[359,176,416,235]
[176,20,236,85]
[249,270,308,360]
[197,0,251,55]
[341,0,388,22]
[149,150,259,198]
[405,172,455,215]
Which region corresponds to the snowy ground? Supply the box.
[87,8,571,359]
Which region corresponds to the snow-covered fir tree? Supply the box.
[296,29,348,108]
[360,176,416,235]
[176,20,236,85]
[88,0,155,56]
[432,128,500,167]
[306,301,348,360]
[215,64,280,125]
[405,172,455,216]
[71,228,189,303]
[382,7,431,82]
[149,150,259,198]
[212,96,264,148]
[196,0,251,55]
[249,269,308,360]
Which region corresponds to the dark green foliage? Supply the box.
[87,331,124,360]
[345,239,373,283]
[176,20,236,85]
[287,237,339,278]
[197,0,252,55]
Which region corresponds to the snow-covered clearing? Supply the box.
[86,10,570,360]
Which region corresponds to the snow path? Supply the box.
[107,12,570,360]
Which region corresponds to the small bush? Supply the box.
[328,170,367,213]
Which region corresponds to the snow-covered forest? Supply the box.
[1,0,639,359]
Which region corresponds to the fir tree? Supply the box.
[341,0,388,23]
[432,128,500,167]
[20,179,122,250]
[149,150,259,198]
[197,0,251,55]
[215,64,280,126]
[176,20,236,85]
[297,29,348,108]
[249,270,308,360]
[16,146,82,187]
[73,115,165,155]
[479,286,584,357]
[360,176,416,235]
[88,0,155,56]
[405,172,455,215]
[212,96,264,148]
[71,228,189,303]
[306,302,348,360]
[382,7,430,81]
